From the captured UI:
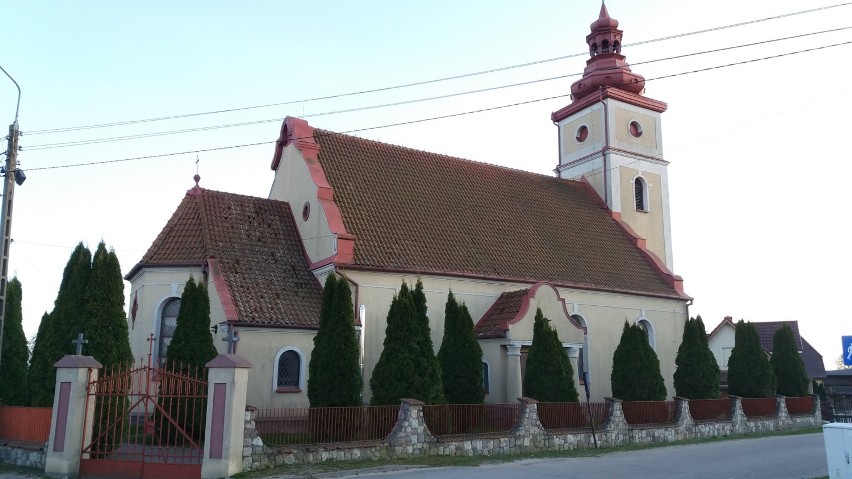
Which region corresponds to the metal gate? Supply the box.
[79,350,207,479]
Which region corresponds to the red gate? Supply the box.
[79,350,207,479]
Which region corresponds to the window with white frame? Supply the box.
[634,176,648,212]
[637,319,656,350]
[571,314,589,384]
[274,347,304,392]
[158,298,181,365]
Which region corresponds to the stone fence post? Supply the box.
[511,397,545,451]
[674,397,692,440]
[728,395,746,434]
[603,397,627,446]
[201,354,252,479]
[44,355,102,479]
[386,399,433,457]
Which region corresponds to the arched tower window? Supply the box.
[601,39,610,53]
[613,40,620,54]
[591,43,598,56]
[634,176,648,212]
[158,298,180,365]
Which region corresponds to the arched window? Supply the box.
[158,298,181,365]
[482,361,490,395]
[601,39,610,53]
[572,314,589,384]
[273,347,305,392]
[638,319,656,350]
[634,176,648,212]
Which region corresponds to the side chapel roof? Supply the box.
[128,183,323,328]
[296,125,685,299]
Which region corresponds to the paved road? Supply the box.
[322,433,828,479]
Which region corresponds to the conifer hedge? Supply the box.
[674,316,720,399]
[523,308,578,402]
[771,324,809,397]
[84,243,133,369]
[0,278,29,405]
[727,320,775,397]
[437,291,484,404]
[611,321,667,401]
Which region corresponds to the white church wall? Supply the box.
[236,327,316,410]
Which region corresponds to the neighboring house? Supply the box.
[126,5,691,409]
[707,317,826,394]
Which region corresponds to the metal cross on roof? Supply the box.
[72,332,88,356]
[222,328,239,354]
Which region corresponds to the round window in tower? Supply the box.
[302,201,311,221]
[576,125,589,143]
[628,120,643,138]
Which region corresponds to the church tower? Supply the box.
[553,4,674,268]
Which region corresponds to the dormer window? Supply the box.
[634,177,648,212]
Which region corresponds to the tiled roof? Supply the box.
[473,289,530,339]
[753,321,802,353]
[801,338,826,380]
[311,129,682,298]
[131,187,322,328]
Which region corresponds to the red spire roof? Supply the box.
[570,4,645,100]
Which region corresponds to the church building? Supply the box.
[125,5,691,409]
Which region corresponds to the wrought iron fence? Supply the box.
[255,405,400,447]
[785,396,815,416]
[621,401,678,426]
[422,403,520,437]
[688,398,732,421]
[537,401,608,430]
[740,397,776,418]
[0,405,52,443]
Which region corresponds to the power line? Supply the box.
[22,36,852,172]
[23,1,852,136]
[23,27,852,152]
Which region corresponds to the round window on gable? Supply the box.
[302,201,311,221]
[628,120,643,138]
[576,125,589,143]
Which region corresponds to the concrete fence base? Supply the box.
[241,395,823,472]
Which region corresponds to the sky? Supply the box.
[1,1,850,370]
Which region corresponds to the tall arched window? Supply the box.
[482,361,490,395]
[638,319,656,350]
[634,176,648,212]
[158,298,181,365]
[572,314,589,384]
[273,347,305,392]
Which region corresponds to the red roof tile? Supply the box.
[130,187,322,328]
[474,289,530,339]
[311,128,682,298]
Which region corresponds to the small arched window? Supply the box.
[601,39,610,54]
[274,347,305,392]
[612,41,620,54]
[158,298,181,365]
[634,177,648,212]
[571,314,589,384]
[638,319,656,350]
[482,362,490,395]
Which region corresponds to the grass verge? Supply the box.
[234,426,823,478]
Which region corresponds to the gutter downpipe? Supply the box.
[599,87,610,206]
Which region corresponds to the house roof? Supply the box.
[473,289,530,339]
[128,184,323,328]
[801,338,827,380]
[303,125,685,299]
[753,321,802,353]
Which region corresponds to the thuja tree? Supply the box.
[28,243,92,406]
[308,274,363,407]
[728,320,775,397]
[771,324,809,397]
[437,291,484,404]
[160,276,217,442]
[84,243,133,368]
[523,308,578,402]
[371,282,443,405]
[674,316,720,399]
[611,322,667,401]
[0,278,29,405]
[411,280,444,404]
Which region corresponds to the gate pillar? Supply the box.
[201,354,252,479]
[45,355,102,479]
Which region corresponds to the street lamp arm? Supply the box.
[0,64,21,123]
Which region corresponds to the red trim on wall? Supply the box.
[53,382,71,452]
[207,257,239,322]
[271,117,321,170]
[209,383,226,459]
[510,283,587,330]
[551,86,667,123]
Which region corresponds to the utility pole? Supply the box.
[0,65,21,377]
